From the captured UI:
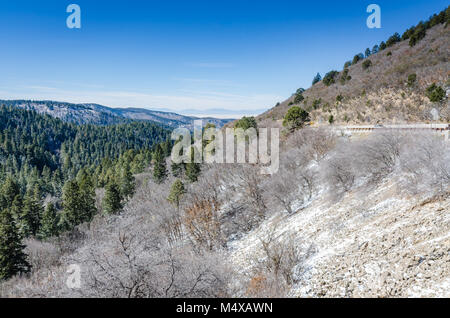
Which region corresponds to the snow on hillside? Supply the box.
[229,178,450,297]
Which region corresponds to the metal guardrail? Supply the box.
[334,124,450,140]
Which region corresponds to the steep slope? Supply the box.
[258,23,449,128]
[230,180,450,297]
[0,100,233,129]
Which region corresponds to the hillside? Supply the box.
[1,6,449,300]
[0,100,233,129]
[258,22,449,128]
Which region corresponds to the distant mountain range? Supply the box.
[0,100,234,129]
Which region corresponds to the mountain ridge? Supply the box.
[0,99,234,129]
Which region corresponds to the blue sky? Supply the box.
[0,0,447,116]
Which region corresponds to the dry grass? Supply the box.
[258,24,449,127]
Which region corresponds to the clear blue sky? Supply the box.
[0,0,447,115]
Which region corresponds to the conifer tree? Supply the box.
[167,179,186,209]
[153,144,168,184]
[185,147,201,183]
[312,73,322,85]
[39,203,59,239]
[1,176,20,210]
[20,186,43,237]
[59,180,81,231]
[0,209,30,281]
[102,181,123,215]
[119,163,135,200]
[171,160,184,177]
[77,171,98,223]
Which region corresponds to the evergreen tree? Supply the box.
[119,163,135,200]
[153,145,168,184]
[10,195,23,227]
[171,160,184,177]
[102,181,123,215]
[312,73,322,85]
[39,203,59,239]
[77,171,98,223]
[283,107,310,131]
[1,176,20,210]
[59,180,81,231]
[20,186,43,237]
[0,209,30,281]
[372,44,379,54]
[185,148,201,183]
[167,179,186,209]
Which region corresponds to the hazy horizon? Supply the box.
[0,0,448,115]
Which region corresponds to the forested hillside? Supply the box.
[0,100,233,129]
[0,105,170,193]
[0,6,449,298]
[0,105,173,280]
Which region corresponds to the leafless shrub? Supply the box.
[81,231,230,298]
[183,197,223,251]
[245,221,304,297]
[400,132,450,194]
[287,128,337,163]
[24,239,61,272]
[267,150,316,214]
[353,131,403,184]
[321,143,356,198]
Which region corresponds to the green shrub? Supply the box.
[409,23,426,47]
[336,95,343,103]
[283,107,310,131]
[386,51,392,56]
[407,73,417,87]
[328,115,334,125]
[362,60,372,70]
[323,71,339,86]
[312,98,322,110]
[340,69,351,84]
[234,116,257,130]
[293,88,305,104]
[352,53,364,65]
[386,32,401,47]
[426,84,446,102]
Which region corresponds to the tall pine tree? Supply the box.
[39,203,60,239]
[185,147,201,183]
[153,144,168,184]
[119,163,135,200]
[102,181,123,215]
[59,180,81,231]
[167,179,185,209]
[19,185,43,237]
[77,170,98,223]
[0,209,30,281]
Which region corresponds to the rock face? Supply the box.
[230,180,450,297]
